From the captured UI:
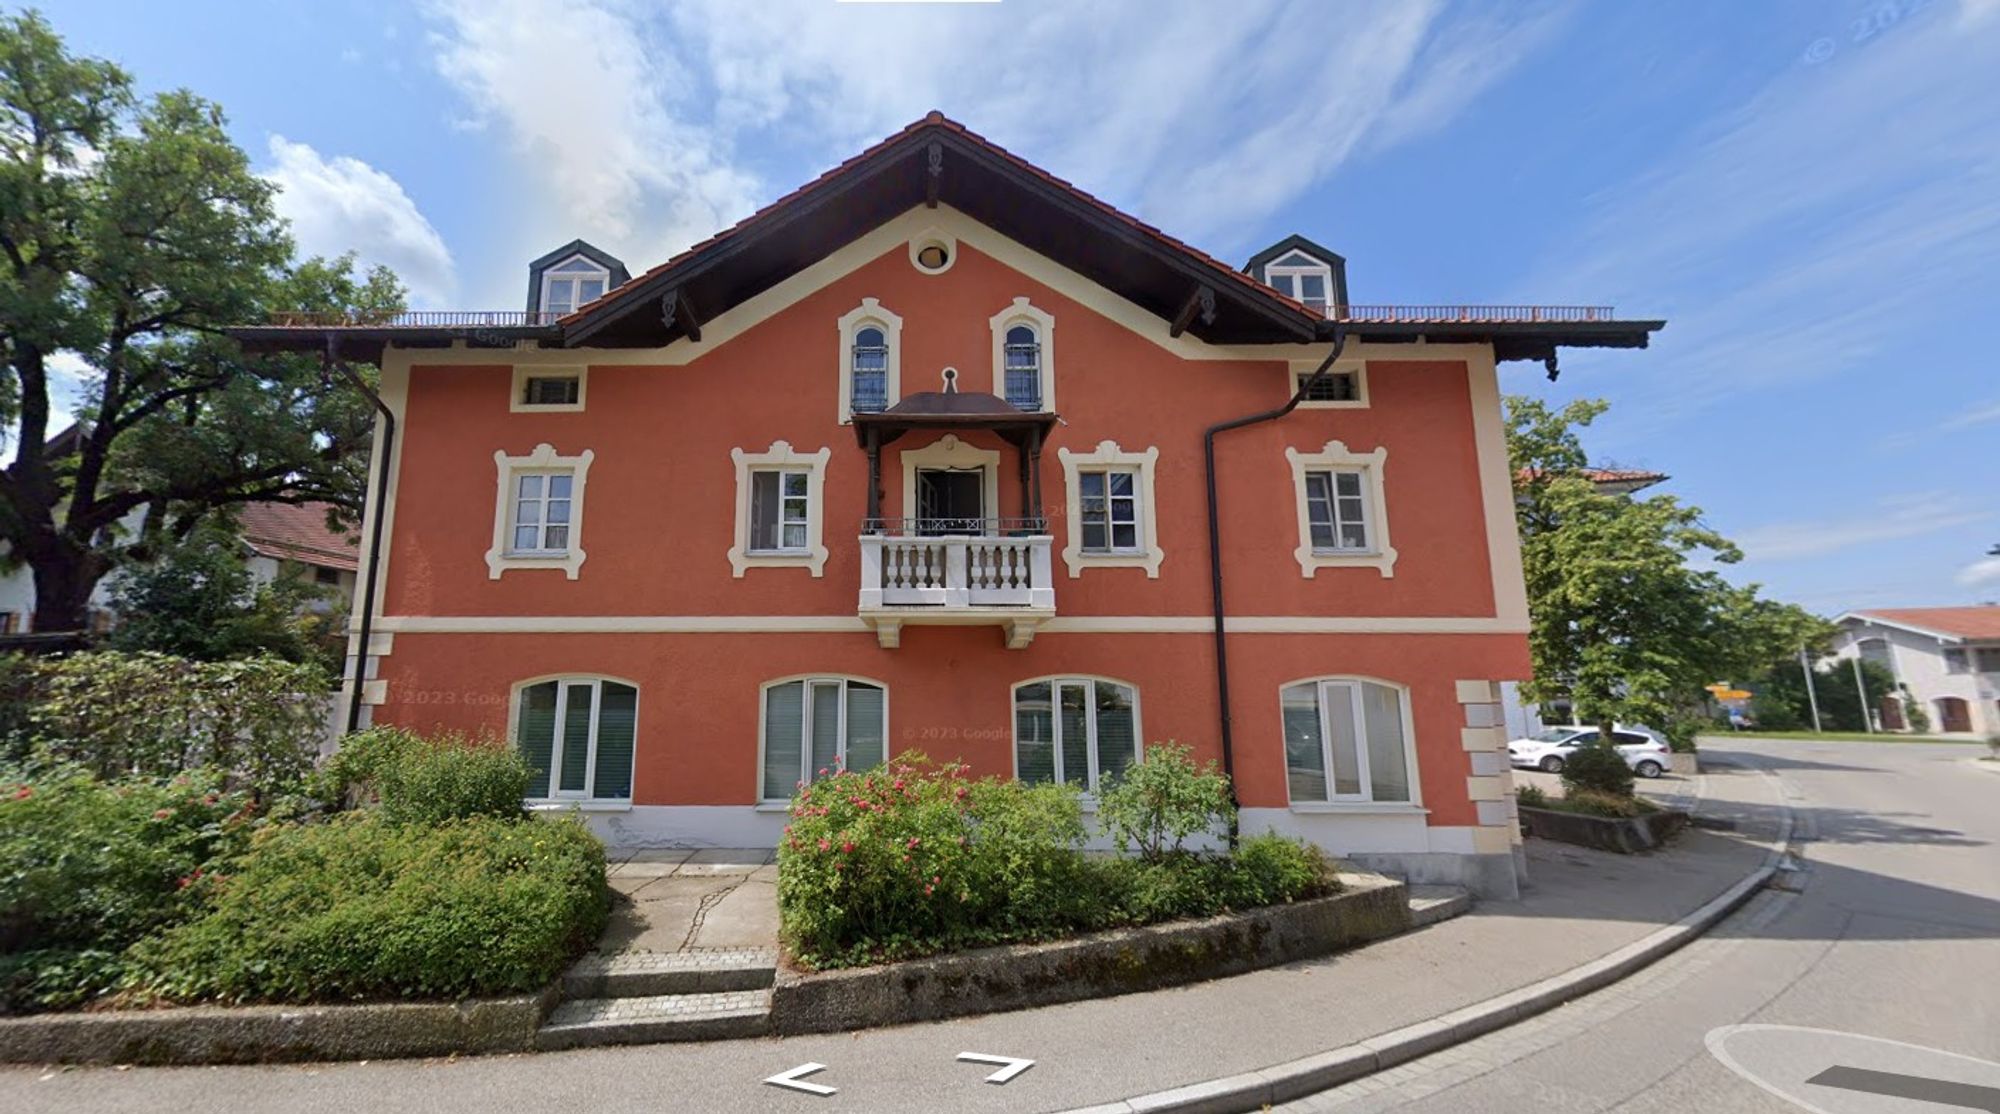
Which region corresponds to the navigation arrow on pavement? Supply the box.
[763,1062,837,1097]
[958,1051,1035,1084]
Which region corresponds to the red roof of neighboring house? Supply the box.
[1516,466,1669,490]
[1849,607,2000,641]
[237,502,360,572]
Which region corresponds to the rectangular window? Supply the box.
[1283,679,1411,805]
[1943,648,1970,674]
[749,469,811,553]
[515,678,637,800]
[1077,468,1140,554]
[1295,370,1359,402]
[1013,678,1139,792]
[762,678,887,799]
[523,374,581,407]
[509,471,574,554]
[1304,469,1370,552]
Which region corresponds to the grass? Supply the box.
[1700,730,1983,744]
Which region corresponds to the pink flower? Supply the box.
[907,837,919,849]
[893,778,906,791]
[153,808,174,820]
[924,884,935,895]
[931,875,941,885]
[817,839,831,852]
[841,841,855,854]
[11,786,30,801]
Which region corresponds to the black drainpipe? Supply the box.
[323,339,397,734]
[1203,324,1349,840]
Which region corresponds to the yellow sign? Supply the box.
[1705,682,1733,695]
[1714,689,1752,702]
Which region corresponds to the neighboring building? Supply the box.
[1498,467,1669,739]
[1831,607,2000,735]
[231,114,1663,898]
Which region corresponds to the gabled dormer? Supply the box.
[525,239,631,319]
[1245,235,1347,315]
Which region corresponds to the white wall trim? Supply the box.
[988,296,1056,412]
[486,442,593,580]
[728,440,832,578]
[509,365,587,413]
[345,353,410,632]
[368,614,1529,635]
[1055,440,1163,578]
[1290,358,1369,409]
[899,434,1000,520]
[1466,348,1529,626]
[835,297,902,425]
[1285,440,1398,579]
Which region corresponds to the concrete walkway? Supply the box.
[1,761,1786,1114]
[596,848,779,954]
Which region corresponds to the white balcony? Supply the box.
[858,530,1055,648]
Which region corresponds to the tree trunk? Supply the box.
[25,539,108,633]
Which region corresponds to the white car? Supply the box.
[1506,725,1672,778]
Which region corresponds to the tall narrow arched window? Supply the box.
[851,326,888,413]
[1003,324,1042,410]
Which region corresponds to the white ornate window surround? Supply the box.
[836,298,902,424]
[511,365,587,413]
[486,443,594,580]
[1290,359,1367,409]
[899,434,1001,520]
[729,440,832,577]
[1285,440,1397,579]
[989,297,1056,412]
[1055,440,1162,578]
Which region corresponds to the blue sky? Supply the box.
[34,0,2000,612]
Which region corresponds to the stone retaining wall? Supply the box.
[1518,804,1689,854]
[0,987,556,1066]
[770,873,1409,1035]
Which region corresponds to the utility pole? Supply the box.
[1849,654,1874,732]
[1799,646,1824,733]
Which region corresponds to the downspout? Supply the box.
[1203,324,1348,840]
[323,339,396,734]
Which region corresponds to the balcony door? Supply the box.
[916,468,985,535]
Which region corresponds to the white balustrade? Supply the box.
[859,533,1055,611]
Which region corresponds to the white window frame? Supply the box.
[989,297,1056,413]
[1279,675,1421,810]
[486,443,593,580]
[1009,675,1143,796]
[1265,250,1336,311]
[507,674,640,806]
[511,365,587,413]
[836,298,902,424]
[1055,440,1163,578]
[539,255,612,318]
[757,675,890,803]
[1286,440,1396,579]
[728,440,830,577]
[1290,359,1367,409]
[746,467,813,555]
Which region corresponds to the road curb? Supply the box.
[1063,766,1795,1114]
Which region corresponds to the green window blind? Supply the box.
[593,682,637,799]
[1014,681,1055,784]
[845,682,885,771]
[809,681,842,776]
[1094,681,1138,786]
[517,681,558,797]
[1361,682,1410,802]
[1058,681,1090,787]
[762,681,804,800]
[1281,682,1327,802]
[560,682,594,794]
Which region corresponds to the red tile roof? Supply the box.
[1852,607,2000,641]
[237,501,360,572]
[1516,466,1669,490]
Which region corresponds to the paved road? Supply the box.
[1279,738,2000,1112]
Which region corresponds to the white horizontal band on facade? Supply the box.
[364,615,1528,635]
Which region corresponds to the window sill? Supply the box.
[1285,802,1428,816]
[527,799,632,813]
[755,801,792,813]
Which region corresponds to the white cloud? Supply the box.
[1735,492,1990,562]
[1941,400,2000,432]
[262,137,458,308]
[422,0,1562,302]
[1959,555,2000,587]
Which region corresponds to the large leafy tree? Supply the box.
[1507,396,1828,739]
[0,11,401,630]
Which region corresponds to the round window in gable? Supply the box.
[908,232,956,275]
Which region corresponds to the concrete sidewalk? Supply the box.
[597,848,779,954]
[0,761,1787,1114]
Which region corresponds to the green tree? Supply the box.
[0,11,402,631]
[105,521,340,671]
[1507,396,1824,740]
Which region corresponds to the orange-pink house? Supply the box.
[237,115,1661,898]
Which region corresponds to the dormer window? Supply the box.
[540,256,611,317]
[1265,250,1335,312]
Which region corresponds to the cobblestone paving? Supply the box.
[544,989,773,1028]
[568,946,778,976]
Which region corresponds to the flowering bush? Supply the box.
[133,812,607,1003]
[0,764,258,1011]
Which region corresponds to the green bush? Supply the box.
[319,727,529,824]
[1516,784,1550,809]
[1096,743,1234,862]
[1557,789,1657,819]
[1219,832,1331,908]
[1559,734,1636,797]
[0,765,257,1011]
[23,651,329,799]
[133,812,608,1003]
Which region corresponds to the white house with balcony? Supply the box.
[1831,606,2000,736]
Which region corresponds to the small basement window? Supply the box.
[512,368,586,412]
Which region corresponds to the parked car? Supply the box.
[1507,725,1672,778]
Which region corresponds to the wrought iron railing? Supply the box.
[1323,304,1617,323]
[262,310,567,328]
[863,516,1049,537]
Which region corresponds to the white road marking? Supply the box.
[958,1052,1036,1084]
[762,1062,837,1097]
